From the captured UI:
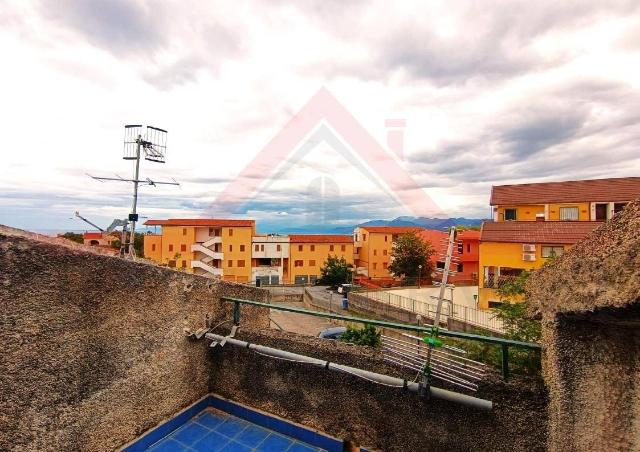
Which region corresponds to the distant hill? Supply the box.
[270,216,485,235]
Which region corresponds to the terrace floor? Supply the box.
[146,408,325,452]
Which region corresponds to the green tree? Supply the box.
[60,232,83,244]
[388,231,434,280]
[340,324,381,347]
[319,255,353,287]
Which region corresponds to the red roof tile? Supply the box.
[144,219,255,227]
[83,232,103,239]
[480,221,602,244]
[490,177,640,205]
[359,226,424,234]
[288,234,353,243]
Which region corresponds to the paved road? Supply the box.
[269,301,337,336]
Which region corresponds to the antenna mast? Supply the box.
[88,125,179,258]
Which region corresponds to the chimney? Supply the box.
[385,119,406,160]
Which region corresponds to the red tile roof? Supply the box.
[490,177,640,205]
[83,232,103,239]
[359,226,424,234]
[480,221,602,244]
[288,234,353,243]
[144,219,255,227]
[459,230,480,240]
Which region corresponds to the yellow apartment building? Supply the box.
[353,226,423,279]
[478,221,600,309]
[479,177,640,309]
[288,235,353,284]
[143,219,255,282]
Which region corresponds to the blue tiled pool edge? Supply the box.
[120,394,346,452]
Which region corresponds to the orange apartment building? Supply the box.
[288,235,353,284]
[418,229,480,284]
[353,226,423,279]
[479,177,640,309]
[143,219,255,282]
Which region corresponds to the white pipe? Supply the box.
[206,333,492,411]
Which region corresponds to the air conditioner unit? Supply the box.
[522,253,536,262]
[522,244,536,252]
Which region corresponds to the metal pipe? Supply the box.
[206,333,492,411]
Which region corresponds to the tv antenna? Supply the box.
[88,125,179,258]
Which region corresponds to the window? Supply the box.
[373,249,377,256]
[330,245,334,251]
[295,260,303,267]
[209,228,214,236]
[240,245,245,252]
[180,244,186,252]
[298,245,303,251]
[383,249,387,256]
[383,262,388,269]
[228,260,233,267]
[309,260,316,267]
[276,244,281,252]
[181,260,186,268]
[595,203,608,221]
[363,233,367,241]
[457,263,464,272]
[373,263,377,270]
[541,246,564,258]
[559,206,579,221]
[310,245,315,251]
[229,229,233,236]
[436,261,445,269]
[384,235,388,242]
[255,244,259,252]
[151,244,156,252]
[488,300,503,309]
[237,260,245,267]
[614,203,628,215]
[182,228,187,236]
[261,245,264,251]
[467,244,471,253]
[458,243,463,254]
[229,245,233,252]
[341,245,346,251]
[504,209,517,221]
[168,244,174,252]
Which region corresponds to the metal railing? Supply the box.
[357,290,505,334]
[221,297,541,380]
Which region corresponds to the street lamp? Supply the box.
[418,264,422,289]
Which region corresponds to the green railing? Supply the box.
[222,297,541,380]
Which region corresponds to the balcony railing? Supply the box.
[483,274,519,290]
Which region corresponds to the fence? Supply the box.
[222,297,540,380]
[357,290,505,334]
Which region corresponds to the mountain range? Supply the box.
[267,216,485,235]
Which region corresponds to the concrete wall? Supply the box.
[542,306,640,452]
[0,229,268,451]
[208,328,548,452]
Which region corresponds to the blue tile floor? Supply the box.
[147,408,326,452]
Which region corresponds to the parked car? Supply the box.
[318,326,347,340]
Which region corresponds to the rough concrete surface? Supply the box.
[0,227,268,451]
[209,328,548,452]
[526,199,640,451]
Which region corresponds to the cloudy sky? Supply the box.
[1,0,639,233]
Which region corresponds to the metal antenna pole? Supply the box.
[422,226,457,394]
[128,135,142,258]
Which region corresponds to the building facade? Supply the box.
[251,234,289,285]
[288,235,353,284]
[479,177,640,309]
[143,219,255,282]
[353,226,423,279]
[418,229,480,285]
